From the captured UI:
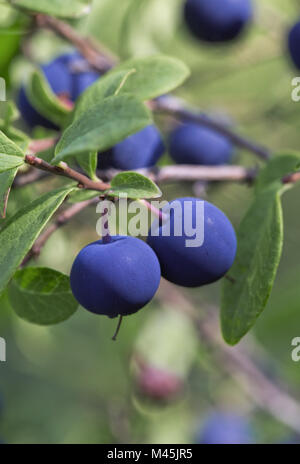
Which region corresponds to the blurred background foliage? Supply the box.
[0,0,300,444]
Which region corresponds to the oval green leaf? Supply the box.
[255,153,300,194]
[53,95,152,162]
[0,185,75,296]
[9,267,78,325]
[26,70,71,127]
[221,184,284,345]
[74,70,135,119]
[114,55,190,101]
[107,171,162,199]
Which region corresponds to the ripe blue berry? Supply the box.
[184,0,253,43]
[70,236,161,318]
[169,123,234,166]
[147,197,237,288]
[288,21,300,69]
[18,52,99,129]
[98,125,165,170]
[197,412,252,444]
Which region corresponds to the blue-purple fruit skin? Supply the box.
[288,21,300,69]
[98,125,165,170]
[184,0,253,43]
[169,123,233,166]
[70,236,161,318]
[18,52,99,129]
[197,412,253,444]
[147,197,237,288]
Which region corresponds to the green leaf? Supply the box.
[0,154,24,172]
[255,153,300,194]
[68,189,99,204]
[0,168,19,218]
[3,101,20,129]
[74,70,135,119]
[0,185,75,296]
[0,122,30,152]
[107,171,162,199]
[53,95,152,163]
[221,184,284,345]
[26,70,71,127]
[0,129,25,158]
[9,267,78,325]
[113,55,190,101]
[8,0,92,19]
[75,151,98,180]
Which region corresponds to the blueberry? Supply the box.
[183,0,253,43]
[147,197,237,288]
[70,236,161,318]
[18,52,100,129]
[169,123,234,166]
[288,21,300,69]
[98,125,164,170]
[197,412,253,444]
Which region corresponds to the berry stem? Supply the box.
[112,315,123,341]
[101,207,112,244]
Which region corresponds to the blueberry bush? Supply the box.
[0,0,300,445]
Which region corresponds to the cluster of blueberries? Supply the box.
[18,56,238,320]
[17,0,300,320]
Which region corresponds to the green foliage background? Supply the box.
[1,0,300,444]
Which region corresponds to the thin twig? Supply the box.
[158,280,300,435]
[98,164,257,184]
[28,137,58,155]
[35,14,117,72]
[21,197,99,266]
[25,154,111,191]
[152,96,272,161]
[282,172,300,184]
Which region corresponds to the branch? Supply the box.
[25,154,111,191]
[35,14,117,72]
[158,280,300,435]
[14,169,50,188]
[98,164,256,184]
[152,96,271,161]
[28,137,58,155]
[33,14,272,161]
[21,196,99,266]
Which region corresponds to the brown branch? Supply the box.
[25,154,111,191]
[152,96,271,161]
[21,196,99,267]
[98,164,257,184]
[282,172,300,184]
[158,280,300,435]
[35,14,117,73]
[28,137,58,155]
